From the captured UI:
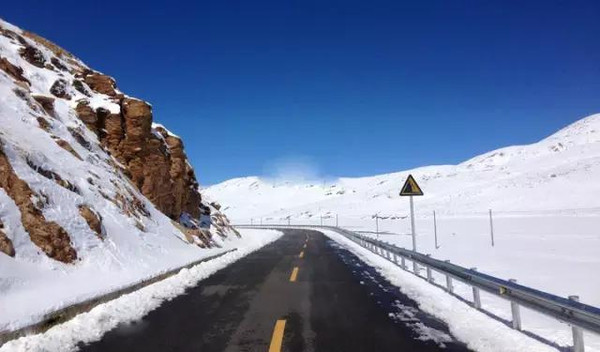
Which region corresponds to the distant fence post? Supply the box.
[489,209,495,247]
[375,215,379,238]
[433,210,438,249]
[336,214,339,227]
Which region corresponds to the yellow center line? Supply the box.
[299,251,304,258]
[268,319,286,352]
[289,267,299,282]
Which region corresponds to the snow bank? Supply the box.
[0,229,281,352]
[319,228,560,352]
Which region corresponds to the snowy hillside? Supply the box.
[206,113,600,222]
[0,18,252,333]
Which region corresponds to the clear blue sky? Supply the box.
[4,1,599,185]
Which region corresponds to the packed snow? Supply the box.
[205,113,600,351]
[0,229,282,352]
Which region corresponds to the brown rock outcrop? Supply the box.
[0,57,30,85]
[52,137,82,160]
[84,73,117,96]
[0,142,77,263]
[75,101,98,133]
[0,221,15,257]
[78,205,103,239]
[32,94,55,117]
[19,45,46,68]
[50,79,70,99]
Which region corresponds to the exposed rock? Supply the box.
[0,57,30,85]
[0,221,15,257]
[32,94,55,117]
[53,137,82,160]
[102,111,124,154]
[50,57,68,71]
[36,116,51,131]
[25,158,81,194]
[0,27,27,45]
[0,142,77,263]
[165,134,201,218]
[68,127,93,151]
[72,79,91,96]
[78,205,103,239]
[22,30,74,60]
[75,101,97,133]
[50,79,70,99]
[84,73,117,96]
[19,45,46,68]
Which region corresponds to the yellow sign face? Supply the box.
[400,174,424,196]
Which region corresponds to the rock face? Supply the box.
[0,143,77,263]
[0,220,15,257]
[78,205,104,239]
[0,18,235,262]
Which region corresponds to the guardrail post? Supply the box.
[444,260,453,293]
[569,295,585,352]
[401,257,406,270]
[392,253,398,264]
[509,279,522,331]
[471,268,482,309]
[426,255,433,282]
[413,261,419,275]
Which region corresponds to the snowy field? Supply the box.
[205,113,600,351]
[0,228,282,352]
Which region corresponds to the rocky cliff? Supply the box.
[0,18,238,264]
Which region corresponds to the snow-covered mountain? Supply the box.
[0,18,243,331]
[206,113,600,223]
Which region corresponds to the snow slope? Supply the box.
[206,113,600,350]
[207,113,600,221]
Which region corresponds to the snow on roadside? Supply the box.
[0,229,282,352]
[318,228,561,352]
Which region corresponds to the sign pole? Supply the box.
[410,195,418,273]
[410,196,416,251]
[399,174,424,274]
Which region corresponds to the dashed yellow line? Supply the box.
[289,267,299,282]
[268,319,286,352]
[299,251,304,258]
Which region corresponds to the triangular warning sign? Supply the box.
[400,174,424,196]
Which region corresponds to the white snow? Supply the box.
[205,113,600,351]
[0,229,282,352]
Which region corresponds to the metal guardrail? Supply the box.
[239,224,600,352]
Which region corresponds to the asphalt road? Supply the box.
[80,229,470,352]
